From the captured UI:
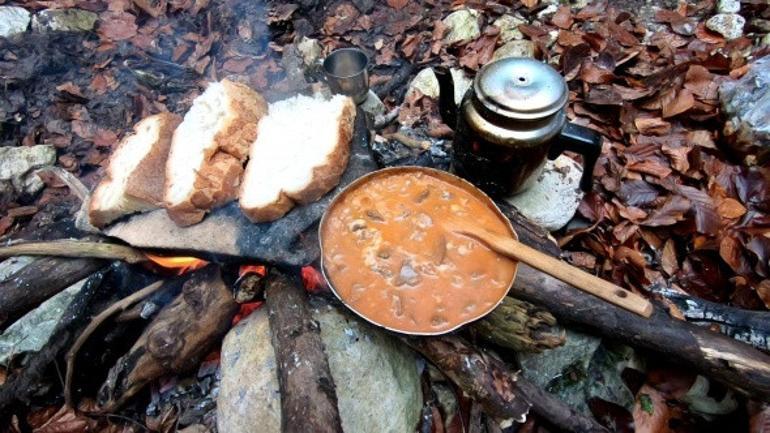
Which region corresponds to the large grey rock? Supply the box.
[720,56,770,163]
[442,9,480,45]
[0,145,56,202]
[504,155,583,232]
[492,14,526,42]
[492,40,536,61]
[296,36,322,67]
[218,301,422,433]
[0,6,30,38]
[407,67,471,106]
[32,9,98,33]
[706,13,745,40]
[0,278,87,366]
[360,90,386,117]
[717,0,740,14]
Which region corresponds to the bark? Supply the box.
[0,256,106,330]
[404,335,608,433]
[265,270,343,433]
[97,265,238,411]
[471,296,565,353]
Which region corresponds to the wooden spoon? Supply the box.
[448,221,654,318]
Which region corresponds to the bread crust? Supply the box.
[240,97,356,223]
[165,80,268,226]
[88,112,181,228]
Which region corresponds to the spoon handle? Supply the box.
[458,225,654,318]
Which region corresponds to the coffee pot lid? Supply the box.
[474,57,568,121]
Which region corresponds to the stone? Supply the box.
[706,13,745,40]
[0,278,87,366]
[536,4,559,20]
[492,40,536,61]
[32,8,98,33]
[0,6,30,38]
[492,14,526,42]
[442,9,480,45]
[360,90,386,117]
[407,67,471,106]
[752,18,770,33]
[504,155,583,232]
[762,33,770,47]
[0,145,56,203]
[519,330,601,414]
[720,56,770,163]
[218,300,422,433]
[717,0,740,14]
[296,36,322,67]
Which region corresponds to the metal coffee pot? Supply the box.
[435,58,602,197]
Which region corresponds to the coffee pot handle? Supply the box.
[548,122,602,192]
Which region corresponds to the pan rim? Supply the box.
[318,166,519,336]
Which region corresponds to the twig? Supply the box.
[39,166,90,202]
[383,132,432,150]
[374,107,400,130]
[64,280,165,408]
[0,240,147,263]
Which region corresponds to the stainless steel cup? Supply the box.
[323,48,369,104]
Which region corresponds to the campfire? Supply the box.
[1,0,770,433]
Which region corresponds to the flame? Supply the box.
[145,253,209,275]
[232,301,263,326]
[301,266,327,294]
[238,264,267,278]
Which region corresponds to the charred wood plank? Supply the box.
[265,270,343,433]
[404,335,608,433]
[0,256,106,330]
[97,265,238,411]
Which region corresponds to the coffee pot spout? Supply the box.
[433,66,457,130]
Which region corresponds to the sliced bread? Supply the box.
[239,94,356,223]
[165,79,268,226]
[88,112,182,228]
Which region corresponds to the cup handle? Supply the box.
[548,122,602,192]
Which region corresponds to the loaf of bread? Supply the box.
[164,79,268,226]
[239,94,356,222]
[88,112,182,228]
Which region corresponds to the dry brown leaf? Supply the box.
[387,0,408,9]
[98,11,138,42]
[717,198,747,219]
[687,130,716,149]
[661,144,690,173]
[627,160,673,178]
[641,195,691,227]
[521,0,539,8]
[662,88,694,118]
[661,239,678,276]
[756,280,770,309]
[720,235,744,273]
[633,385,674,433]
[580,62,615,84]
[551,5,573,29]
[634,117,671,135]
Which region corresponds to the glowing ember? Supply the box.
[144,253,208,275]
[301,266,326,294]
[232,301,263,325]
[238,264,267,278]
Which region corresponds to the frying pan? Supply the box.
[319,166,653,336]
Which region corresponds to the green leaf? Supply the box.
[639,393,654,415]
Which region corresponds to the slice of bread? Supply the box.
[165,79,268,226]
[88,112,182,228]
[239,94,356,223]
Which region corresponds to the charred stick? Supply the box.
[0,256,105,330]
[404,335,608,433]
[651,285,770,352]
[64,280,166,408]
[265,270,343,433]
[0,240,147,263]
[97,265,237,411]
[373,61,414,101]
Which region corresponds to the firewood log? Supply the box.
[97,265,238,411]
[265,269,344,433]
[404,335,608,433]
[471,296,565,353]
[0,256,105,330]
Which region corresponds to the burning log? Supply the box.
[97,265,238,411]
[0,240,147,263]
[471,296,565,353]
[404,335,609,433]
[264,269,343,433]
[0,256,105,330]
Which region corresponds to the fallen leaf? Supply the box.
[661,144,690,173]
[642,195,691,227]
[521,0,539,8]
[678,185,720,235]
[662,88,694,118]
[98,11,138,41]
[717,198,747,219]
[633,385,673,433]
[757,280,770,310]
[387,0,408,9]
[634,117,671,135]
[551,6,573,29]
[687,130,716,149]
[661,239,678,276]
